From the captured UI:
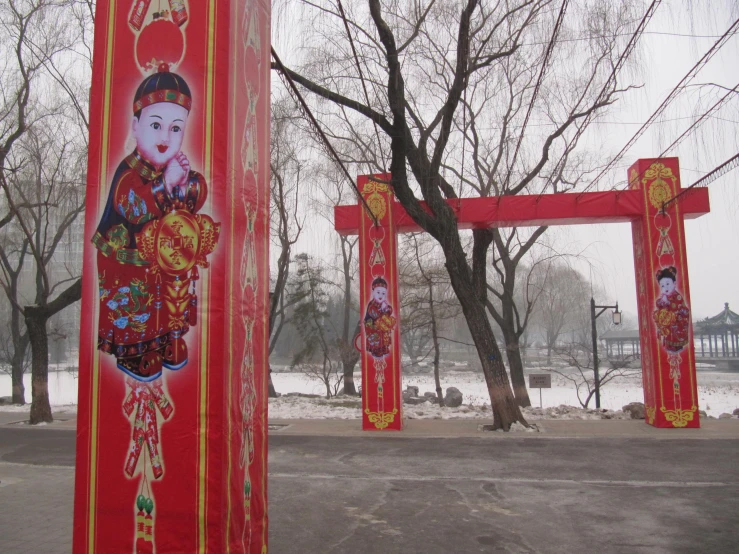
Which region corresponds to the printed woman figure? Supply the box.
[653,266,690,353]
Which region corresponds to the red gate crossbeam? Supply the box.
[334,188,709,235]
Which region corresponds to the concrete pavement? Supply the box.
[1,414,738,553]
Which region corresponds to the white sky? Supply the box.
[275,1,739,322]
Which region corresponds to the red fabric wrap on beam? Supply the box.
[335,188,709,235]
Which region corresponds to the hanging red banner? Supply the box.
[73,1,270,552]
[630,158,700,428]
[357,175,404,431]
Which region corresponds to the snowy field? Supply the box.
[3,363,737,420]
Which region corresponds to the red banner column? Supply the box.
[357,175,404,430]
[630,158,700,428]
[73,1,270,552]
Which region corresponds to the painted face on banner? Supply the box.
[659,276,676,296]
[372,286,387,304]
[132,102,189,168]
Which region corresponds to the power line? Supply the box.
[507,0,570,185]
[662,152,739,211]
[335,0,387,171]
[541,0,662,199]
[658,82,739,156]
[583,16,739,194]
[271,46,379,226]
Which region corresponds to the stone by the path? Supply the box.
[622,402,645,420]
[444,387,463,408]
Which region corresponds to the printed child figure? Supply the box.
[93,64,208,382]
[653,266,690,353]
[364,277,396,358]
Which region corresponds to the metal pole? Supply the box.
[591,297,601,409]
[539,388,542,409]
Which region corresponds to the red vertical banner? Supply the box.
[630,158,699,428]
[357,175,404,431]
[73,1,270,553]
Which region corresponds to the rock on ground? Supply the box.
[444,387,463,408]
[622,402,645,420]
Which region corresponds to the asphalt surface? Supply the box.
[1,421,738,553]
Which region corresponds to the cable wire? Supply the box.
[335,0,387,171]
[663,152,739,211]
[541,0,662,200]
[583,16,739,194]
[271,46,379,226]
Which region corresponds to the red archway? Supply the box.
[335,158,710,430]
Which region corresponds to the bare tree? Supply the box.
[289,253,344,399]
[549,342,638,409]
[275,0,642,428]
[400,234,461,406]
[533,263,591,363]
[269,98,307,396]
[312,164,362,395]
[0,0,88,421]
[0,222,30,403]
[485,232,548,407]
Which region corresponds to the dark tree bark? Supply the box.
[26,278,81,424]
[10,333,29,405]
[26,307,52,423]
[428,281,445,407]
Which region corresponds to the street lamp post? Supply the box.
[590,298,621,409]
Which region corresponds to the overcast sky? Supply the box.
[563,2,739,320]
[276,1,739,322]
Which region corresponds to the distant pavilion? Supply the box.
[601,303,739,369]
[694,303,739,359]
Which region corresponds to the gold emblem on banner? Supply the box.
[661,406,696,428]
[656,308,676,328]
[646,406,656,425]
[643,163,676,209]
[138,210,221,276]
[362,179,389,220]
[365,409,398,430]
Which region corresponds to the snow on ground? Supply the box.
[269,367,739,420]
[2,364,738,420]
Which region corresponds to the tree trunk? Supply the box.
[10,343,27,404]
[445,249,525,430]
[342,360,357,396]
[502,329,531,408]
[340,321,360,395]
[268,368,278,398]
[25,307,52,424]
[429,282,444,406]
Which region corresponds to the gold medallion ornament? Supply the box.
[643,162,677,209]
[656,308,676,328]
[137,210,221,276]
[362,179,390,220]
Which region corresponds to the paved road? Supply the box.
[1,425,739,553]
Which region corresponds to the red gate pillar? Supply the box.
[73,1,270,552]
[630,158,700,428]
[357,175,404,430]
